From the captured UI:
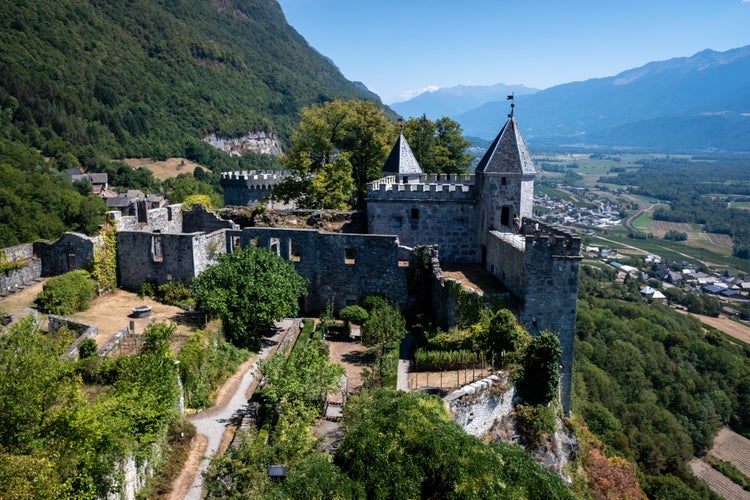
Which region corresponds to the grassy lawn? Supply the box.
[630,212,652,230]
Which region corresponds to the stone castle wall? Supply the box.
[182,205,238,234]
[368,199,481,263]
[367,175,481,263]
[117,230,225,290]
[34,233,102,277]
[519,223,580,414]
[233,227,409,313]
[0,243,41,294]
[111,205,183,233]
[485,220,580,413]
[221,171,289,206]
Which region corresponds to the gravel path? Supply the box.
[397,333,415,391]
[182,319,298,500]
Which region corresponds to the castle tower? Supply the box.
[382,132,423,184]
[475,107,536,244]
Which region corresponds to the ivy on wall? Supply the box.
[91,229,117,294]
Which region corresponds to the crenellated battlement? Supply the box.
[522,220,581,257]
[220,170,290,189]
[366,174,477,201]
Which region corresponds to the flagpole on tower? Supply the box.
[507,92,515,118]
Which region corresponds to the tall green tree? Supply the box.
[279,100,394,209]
[403,115,473,174]
[191,246,307,348]
[361,302,407,373]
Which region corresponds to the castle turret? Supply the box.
[382,132,423,184]
[475,106,536,242]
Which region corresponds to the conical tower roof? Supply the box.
[382,133,422,175]
[475,115,535,175]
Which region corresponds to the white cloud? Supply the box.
[396,85,439,102]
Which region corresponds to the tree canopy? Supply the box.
[336,389,573,499]
[403,115,474,174]
[191,246,307,348]
[276,100,394,209]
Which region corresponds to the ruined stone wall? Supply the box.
[233,228,409,313]
[34,233,102,277]
[0,243,41,294]
[182,205,238,234]
[117,231,205,290]
[111,205,183,233]
[49,315,99,358]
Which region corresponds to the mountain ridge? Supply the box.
[0,0,381,160]
[395,46,750,152]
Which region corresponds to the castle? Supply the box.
[1,109,580,413]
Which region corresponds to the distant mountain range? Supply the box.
[392,46,750,153]
[389,84,539,121]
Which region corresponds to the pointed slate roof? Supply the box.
[382,133,422,175]
[475,115,536,175]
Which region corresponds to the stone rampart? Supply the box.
[367,197,481,262]
[221,170,289,206]
[0,243,41,295]
[366,180,477,202]
[519,223,580,415]
[233,227,409,313]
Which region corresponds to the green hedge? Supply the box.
[414,348,483,371]
[36,270,96,315]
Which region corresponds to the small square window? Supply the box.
[501,177,507,185]
[290,239,301,262]
[411,208,420,220]
[151,236,163,262]
[345,247,355,265]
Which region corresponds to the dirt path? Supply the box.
[0,280,46,316]
[327,336,370,393]
[174,319,298,500]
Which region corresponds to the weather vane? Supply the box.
[507,92,515,118]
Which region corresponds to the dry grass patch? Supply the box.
[122,157,206,181]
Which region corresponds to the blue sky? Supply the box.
[276,0,750,104]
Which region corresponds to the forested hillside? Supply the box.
[0,0,379,160]
[575,265,750,497]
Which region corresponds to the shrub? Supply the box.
[139,279,157,298]
[516,404,556,446]
[156,281,193,307]
[78,337,98,359]
[339,305,368,325]
[36,270,96,315]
